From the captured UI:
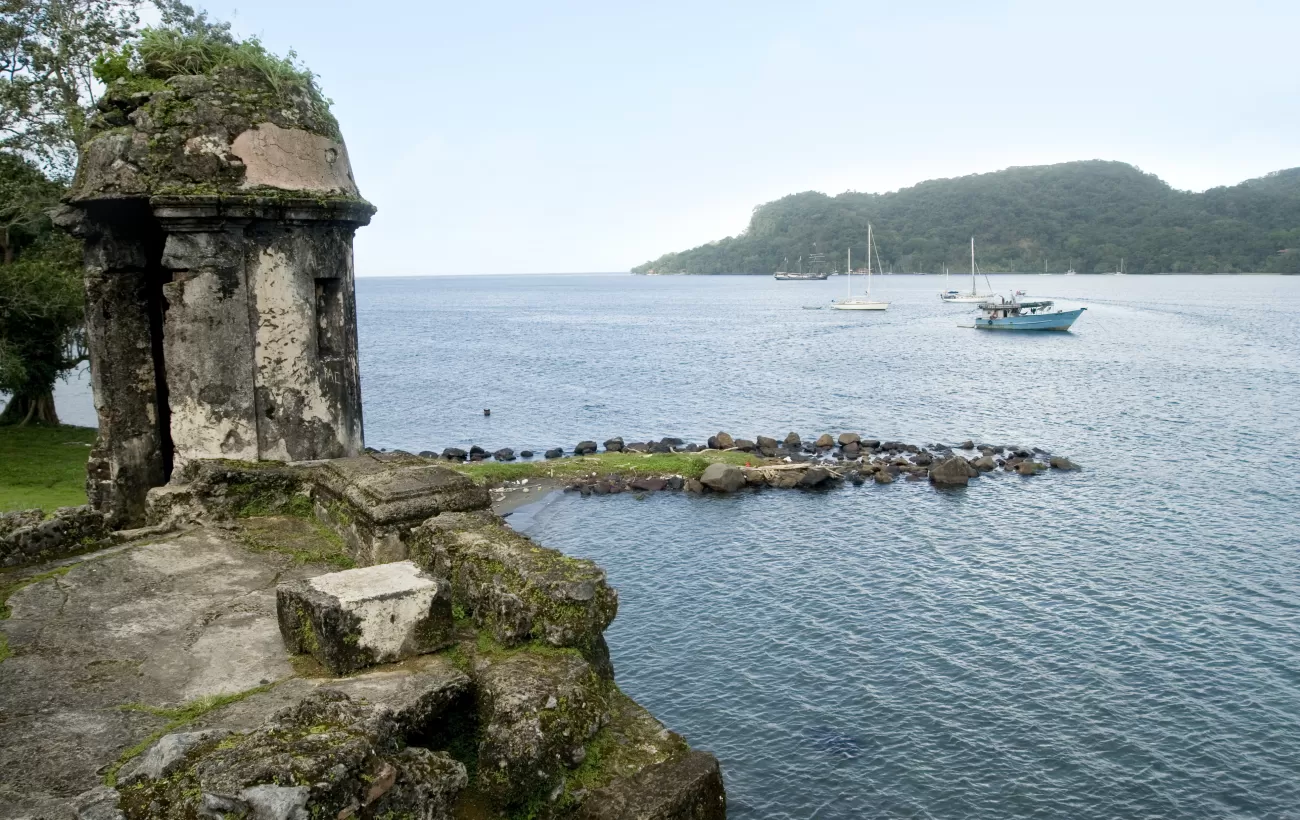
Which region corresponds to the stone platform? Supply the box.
[0,515,723,819]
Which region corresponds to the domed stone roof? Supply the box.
[70,66,368,205]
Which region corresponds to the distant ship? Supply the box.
[774,254,831,280]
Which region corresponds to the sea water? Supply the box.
[358,273,1300,818]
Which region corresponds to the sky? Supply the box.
[194,0,1300,275]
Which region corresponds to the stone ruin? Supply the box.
[0,63,726,820]
[57,68,372,528]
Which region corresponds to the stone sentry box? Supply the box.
[57,70,375,526]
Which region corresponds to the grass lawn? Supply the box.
[449,449,765,485]
[0,425,97,512]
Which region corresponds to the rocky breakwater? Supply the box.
[529,431,1080,499]
[76,451,725,820]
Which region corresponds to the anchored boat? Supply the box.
[832,224,889,311]
[940,237,995,303]
[964,296,1085,331]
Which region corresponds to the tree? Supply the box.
[0,151,60,262]
[0,230,84,425]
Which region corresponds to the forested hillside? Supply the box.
[633,162,1300,274]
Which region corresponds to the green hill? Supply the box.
[632,161,1300,274]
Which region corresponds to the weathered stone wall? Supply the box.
[0,506,109,567]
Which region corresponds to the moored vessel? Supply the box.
[832,225,889,310]
[964,296,1085,330]
[940,237,995,302]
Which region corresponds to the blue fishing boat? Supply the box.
[966,296,1085,331]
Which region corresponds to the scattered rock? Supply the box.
[648,441,672,453]
[798,467,833,488]
[544,448,564,459]
[628,477,667,492]
[1016,461,1043,476]
[874,471,894,484]
[972,455,997,472]
[911,451,934,467]
[661,437,684,447]
[861,439,880,449]
[846,470,865,485]
[837,432,861,446]
[441,447,467,462]
[756,436,779,457]
[519,450,533,459]
[842,441,861,458]
[665,476,685,491]
[814,434,834,449]
[929,456,978,487]
[783,432,801,448]
[1049,456,1079,470]
[493,448,515,461]
[743,469,767,487]
[684,478,704,494]
[575,441,599,456]
[699,464,745,493]
[959,440,975,450]
[604,437,625,453]
[714,432,734,449]
[469,445,486,457]
[733,439,756,453]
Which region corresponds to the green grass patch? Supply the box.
[0,565,72,620]
[106,682,279,786]
[235,515,354,570]
[0,424,96,512]
[451,450,761,486]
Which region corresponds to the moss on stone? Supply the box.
[0,565,72,620]
[107,681,280,786]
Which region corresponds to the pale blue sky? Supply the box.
[197,0,1299,274]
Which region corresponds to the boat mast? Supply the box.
[970,236,976,295]
[867,224,873,298]
[846,247,851,298]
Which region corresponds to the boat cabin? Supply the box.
[978,298,1055,319]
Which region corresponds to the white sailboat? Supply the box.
[940,237,995,303]
[832,224,889,311]
[1110,257,1126,275]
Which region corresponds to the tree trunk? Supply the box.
[0,389,60,426]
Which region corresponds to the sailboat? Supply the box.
[1110,257,1126,276]
[939,238,995,303]
[832,224,889,311]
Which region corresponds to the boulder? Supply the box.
[628,477,667,492]
[714,432,735,449]
[842,441,861,458]
[959,440,975,450]
[846,470,866,486]
[684,478,704,493]
[783,432,801,448]
[681,443,701,453]
[519,450,534,459]
[474,651,611,808]
[604,437,625,453]
[117,691,466,820]
[814,434,834,449]
[861,439,881,449]
[874,471,894,484]
[575,441,599,456]
[972,455,997,472]
[441,447,467,462]
[665,476,685,491]
[119,730,232,787]
[837,432,861,446]
[929,456,978,487]
[469,445,486,457]
[756,436,779,457]
[544,448,564,459]
[1049,456,1080,470]
[797,467,833,488]
[911,451,934,466]
[661,437,684,447]
[699,464,745,493]
[493,448,515,462]
[648,441,672,453]
[577,750,726,820]
[743,469,767,487]
[408,513,617,658]
[1016,461,1043,475]
[733,439,756,453]
[277,561,453,674]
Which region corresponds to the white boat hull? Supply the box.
[832,301,889,311]
[940,293,994,303]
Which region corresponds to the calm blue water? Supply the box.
[369,274,1300,818]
